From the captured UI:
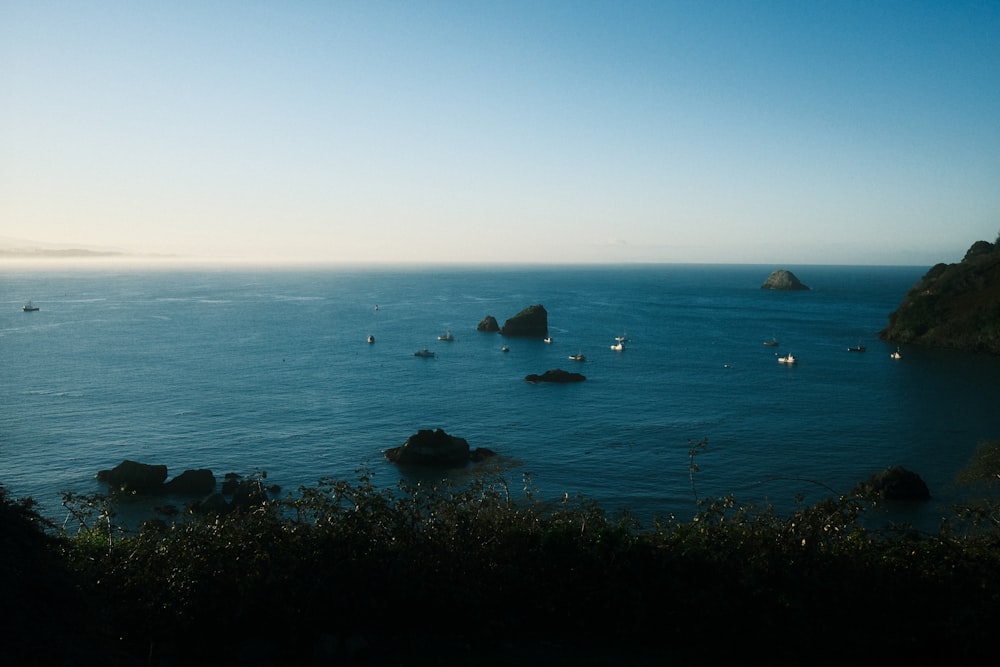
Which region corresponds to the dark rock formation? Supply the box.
[469,447,497,462]
[385,428,490,466]
[96,460,168,494]
[880,239,1000,355]
[525,369,586,383]
[97,461,274,501]
[477,315,500,332]
[500,304,549,338]
[189,473,280,514]
[163,469,216,495]
[853,466,931,501]
[761,269,810,291]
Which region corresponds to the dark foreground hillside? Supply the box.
[881,237,1000,354]
[4,476,1000,666]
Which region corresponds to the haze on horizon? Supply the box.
[2,1,998,267]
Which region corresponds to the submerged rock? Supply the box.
[761,269,810,291]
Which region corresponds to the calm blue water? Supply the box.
[3,264,1000,529]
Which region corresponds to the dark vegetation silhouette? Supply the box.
[881,236,1000,354]
[5,440,1000,666]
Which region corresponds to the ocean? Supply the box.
[3,263,1000,530]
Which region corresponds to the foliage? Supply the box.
[955,439,1000,487]
[4,469,1000,664]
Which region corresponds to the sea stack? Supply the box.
[761,269,810,291]
[500,304,549,338]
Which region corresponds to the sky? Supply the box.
[2,1,999,266]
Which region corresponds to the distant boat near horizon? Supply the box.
[22,300,39,312]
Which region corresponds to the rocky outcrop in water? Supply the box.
[880,239,1000,355]
[384,428,496,466]
[477,315,500,332]
[500,304,549,338]
[524,369,586,383]
[96,460,169,494]
[761,269,810,291]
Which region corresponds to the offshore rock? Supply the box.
[384,428,475,466]
[761,269,810,291]
[853,466,930,501]
[500,304,549,338]
[525,369,586,383]
[477,315,500,332]
[880,239,1000,355]
[163,469,216,496]
[96,460,168,494]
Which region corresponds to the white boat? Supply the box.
[543,337,553,344]
[890,348,902,359]
[501,344,510,353]
[414,349,436,358]
[569,352,586,362]
[367,335,375,344]
[437,330,454,341]
[23,300,39,312]
[777,353,796,364]
[610,341,625,351]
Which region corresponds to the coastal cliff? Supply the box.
[880,238,1000,355]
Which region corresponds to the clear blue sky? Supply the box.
[2,1,998,265]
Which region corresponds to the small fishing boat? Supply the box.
[763,337,779,347]
[543,337,553,344]
[414,349,436,358]
[890,348,902,359]
[437,330,454,341]
[367,335,375,344]
[848,343,866,352]
[568,352,586,362]
[777,353,797,364]
[501,344,510,353]
[23,300,39,312]
[610,340,625,351]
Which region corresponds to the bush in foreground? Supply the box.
[5,473,1000,665]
